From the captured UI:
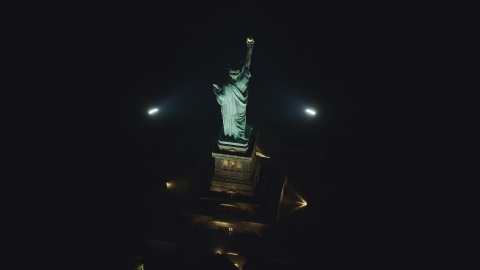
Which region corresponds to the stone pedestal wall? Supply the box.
[211,131,261,196]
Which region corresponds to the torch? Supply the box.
[246,37,254,48]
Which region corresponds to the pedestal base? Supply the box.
[211,127,260,196]
[178,121,289,236]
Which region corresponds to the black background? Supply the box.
[4,1,476,269]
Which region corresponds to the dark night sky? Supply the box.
[5,1,476,269]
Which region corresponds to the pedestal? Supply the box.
[211,126,260,196]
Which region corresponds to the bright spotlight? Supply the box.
[295,200,308,207]
[292,188,307,208]
[306,109,316,115]
[148,108,158,115]
[166,182,171,188]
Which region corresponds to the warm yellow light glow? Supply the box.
[220,203,235,207]
[295,200,307,206]
[256,152,270,158]
[226,252,238,256]
[291,188,307,208]
[291,204,306,212]
[214,221,232,226]
[292,189,306,203]
[166,182,171,187]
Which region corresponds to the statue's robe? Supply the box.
[215,68,250,140]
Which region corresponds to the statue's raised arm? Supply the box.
[244,37,254,68]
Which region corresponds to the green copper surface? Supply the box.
[218,125,252,147]
[213,38,254,141]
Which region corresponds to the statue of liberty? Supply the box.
[213,38,254,146]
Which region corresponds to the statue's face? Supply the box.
[229,69,239,80]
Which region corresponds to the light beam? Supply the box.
[292,188,307,208]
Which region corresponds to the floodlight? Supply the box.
[306,109,316,115]
[148,108,158,115]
